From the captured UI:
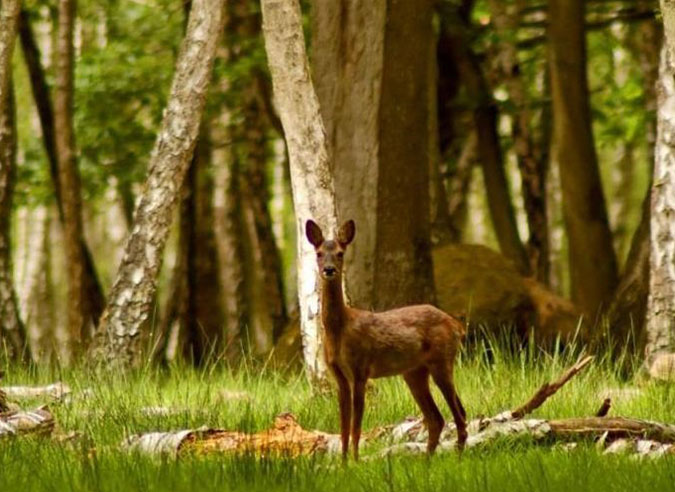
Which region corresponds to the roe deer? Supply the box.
[306,219,468,459]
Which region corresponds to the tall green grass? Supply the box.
[1,341,673,492]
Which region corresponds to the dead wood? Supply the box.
[548,417,675,443]
[1,382,71,401]
[511,355,593,418]
[596,398,612,417]
[123,413,340,457]
[0,406,54,437]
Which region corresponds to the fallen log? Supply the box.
[0,382,71,401]
[123,413,341,457]
[0,406,54,438]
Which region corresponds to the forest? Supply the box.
[0,0,675,490]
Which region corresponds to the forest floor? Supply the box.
[1,345,675,492]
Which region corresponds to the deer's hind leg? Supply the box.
[430,363,468,449]
[403,367,445,454]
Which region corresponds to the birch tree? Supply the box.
[0,0,28,361]
[261,0,339,381]
[92,0,226,367]
[644,1,675,380]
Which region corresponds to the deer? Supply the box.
[306,219,468,460]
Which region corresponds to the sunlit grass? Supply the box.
[1,341,674,492]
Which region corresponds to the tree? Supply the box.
[261,0,339,380]
[311,0,435,310]
[54,0,92,357]
[488,0,550,284]
[18,8,105,332]
[0,0,28,361]
[548,0,618,316]
[438,4,530,275]
[644,1,675,380]
[92,0,226,367]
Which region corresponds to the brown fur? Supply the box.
[306,220,468,459]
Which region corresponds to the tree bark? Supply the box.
[548,0,618,316]
[261,0,339,381]
[92,0,226,368]
[488,0,550,284]
[644,30,675,378]
[0,0,28,361]
[54,0,90,357]
[373,0,435,309]
[18,9,105,326]
[311,0,435,310]
[439,7,531,275]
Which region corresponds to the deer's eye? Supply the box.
[337,252,344,259]
[317,252,324,258]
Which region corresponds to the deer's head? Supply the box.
[306,219,355,281]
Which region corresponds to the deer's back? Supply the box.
[335,304,465,379]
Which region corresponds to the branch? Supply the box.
[511,355,594,419]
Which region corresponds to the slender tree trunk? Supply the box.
[644,30,675,379]
[488,0,550,284]
[603,188,650,353]
[54,0,90,357]
[261,0,339,381]
[21,207,54,364]
[184,135,224,364]
[0,0,28,361]
[548,0,618,316]
[241,93,288,343]
[18,9,105,326]
[212,119,248,357]
[439,6,530,275]
[92,0,226,368]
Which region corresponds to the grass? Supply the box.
[1,343,674,492]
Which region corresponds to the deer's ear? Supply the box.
[306,220,324,247]
[337,220,355,247]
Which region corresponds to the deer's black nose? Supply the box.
[323,266,336,276]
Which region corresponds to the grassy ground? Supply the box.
[1,345,674,492]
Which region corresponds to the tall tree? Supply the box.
[54,0,90,356]
[92,0,226,367]
[644,3,675,379]
[18,9,105,327]
[0,0,28,361]
[311,0,435,310]
[261,0,339,380]
[548,0,618,315]
[438,4,530,275]
[488,0,550,284]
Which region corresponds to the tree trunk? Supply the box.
[548,0,618,316]
[92,0,226,368]
[488,0,550,284]
[21,207,54,364]
[373,0,435,309]
[54,0,90,358]
[212,125,249,358]
[184,136,224,364]
[241,94,288,343]
[18,9,105,326]
[261,0,339,381]
[0,0,28,361]
[644,30,675,378]
[439,7,530,275]
[311,0,435,310]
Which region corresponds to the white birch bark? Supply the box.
[92,0,226,368]
[261,0,338,381]
[645,21,675,380]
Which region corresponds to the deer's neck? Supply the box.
[320,277,347,334]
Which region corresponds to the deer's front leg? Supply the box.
[351,377,367,460]
[330,364,352,460]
